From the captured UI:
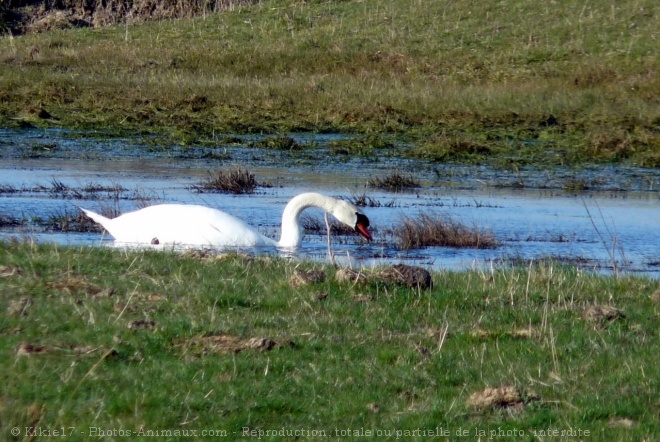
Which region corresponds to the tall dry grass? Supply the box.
[394,211,498,250]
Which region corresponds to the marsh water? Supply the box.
[1,128,659,278]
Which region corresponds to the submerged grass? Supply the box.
[0,242,658,440]
[0,0,658,167]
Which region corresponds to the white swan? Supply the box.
[80,192,372,248]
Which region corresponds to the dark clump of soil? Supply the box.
[378,264,433,290]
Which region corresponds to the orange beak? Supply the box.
[355,214,372,241]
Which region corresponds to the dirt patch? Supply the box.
[378,264,433,290]
[290,269,326,287]
[583,304,624,326]
[469,327,539,340]
[7,296,33,316]
[46,275,110,297]
[15,341,115,358]
[183,333,281,355]
[0,265,22,277]
[352,293,373,303]
[335,268,368,285]
[466,385,538,413]
[651,289,660,303]
[608,417,635,428]
[127,319,156,330]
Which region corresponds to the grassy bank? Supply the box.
[1,242,659,440]
[0,0,659,167]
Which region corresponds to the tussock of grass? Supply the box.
[194,167,264,194]
[1,243,659,439]
[328,134,393,156]
[393,211,498,250]
[250,135,303,151]
[368,171,420,191]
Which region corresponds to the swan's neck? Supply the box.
[277,193,338,248]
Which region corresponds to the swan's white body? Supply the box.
[81,193,371,249]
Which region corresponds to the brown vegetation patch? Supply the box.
[377,264,433,290]
[608,417,635,428]
[366,402,380,413]
[3,0,260,35]
[185,333,279,355]
[194,167,263,194]
[393,212,498,250]
[15,342,47,357]
[290,269,326,287]
[466,385,537,412]
[583,304,624,326]
[470,327,539,340]
[46,275,107,296]
[7,296,33,316]
[352,293,373,303]
[367,171,420,192]
[335,268,369,285]
[15,341,115,358]
[650,289,660,303]
[127,320,156,330]
[0,265,22,277]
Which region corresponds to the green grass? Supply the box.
[0,0,659,167]
[1,242,658,440]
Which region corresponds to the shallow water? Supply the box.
[1,128,659,278]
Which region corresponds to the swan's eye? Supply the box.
[356,213,370,227]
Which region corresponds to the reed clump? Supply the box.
[195,167,263,194]
[368,172,420,192]
[393,212,498,250]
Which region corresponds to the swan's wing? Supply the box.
[105,205,275,247]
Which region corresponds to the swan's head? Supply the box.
[332,200,373,242]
